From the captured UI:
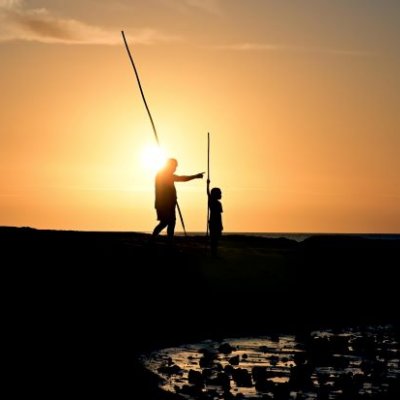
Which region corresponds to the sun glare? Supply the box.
[140,145,167,173]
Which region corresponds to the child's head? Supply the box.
[211,187,222,199]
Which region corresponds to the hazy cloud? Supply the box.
[184,0,222,14]
[160,0,222,15]
[212,42,372,56]
[0,1,181,45]
[214,43,283,51]
[0,0,22,8]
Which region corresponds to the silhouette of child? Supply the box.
[207,179,223,256]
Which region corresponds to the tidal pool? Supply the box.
[141,325,399,399]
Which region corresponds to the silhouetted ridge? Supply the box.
[2,227,398,398]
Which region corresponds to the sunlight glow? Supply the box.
[139,145,167,174]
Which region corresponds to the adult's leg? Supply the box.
[167,218,176,240]
[153,220,168,236]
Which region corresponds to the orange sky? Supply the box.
[1,0,399,233]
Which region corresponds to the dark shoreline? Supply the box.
[2,227,399,397]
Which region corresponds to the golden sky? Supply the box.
[1,0,399,233]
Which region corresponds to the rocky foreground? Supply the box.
[145,326,399,400]
[2,227,399,398]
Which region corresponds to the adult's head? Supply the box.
[164,158,178,172]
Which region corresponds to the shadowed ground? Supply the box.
[2,227,399,398]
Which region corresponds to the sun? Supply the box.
[139,144,167,174]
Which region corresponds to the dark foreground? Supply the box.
[2,227,399,398]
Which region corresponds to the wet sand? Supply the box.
[2,227,399,398]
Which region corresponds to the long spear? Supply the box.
[206,132,210,237]
[121,30,187,235]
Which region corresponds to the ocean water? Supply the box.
[185,232,400,242]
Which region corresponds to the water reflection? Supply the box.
[142,325,399,399]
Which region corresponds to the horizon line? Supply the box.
[1,226,399,236]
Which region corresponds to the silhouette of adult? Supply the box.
[207,179,223,256]
[152,158,204,240]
